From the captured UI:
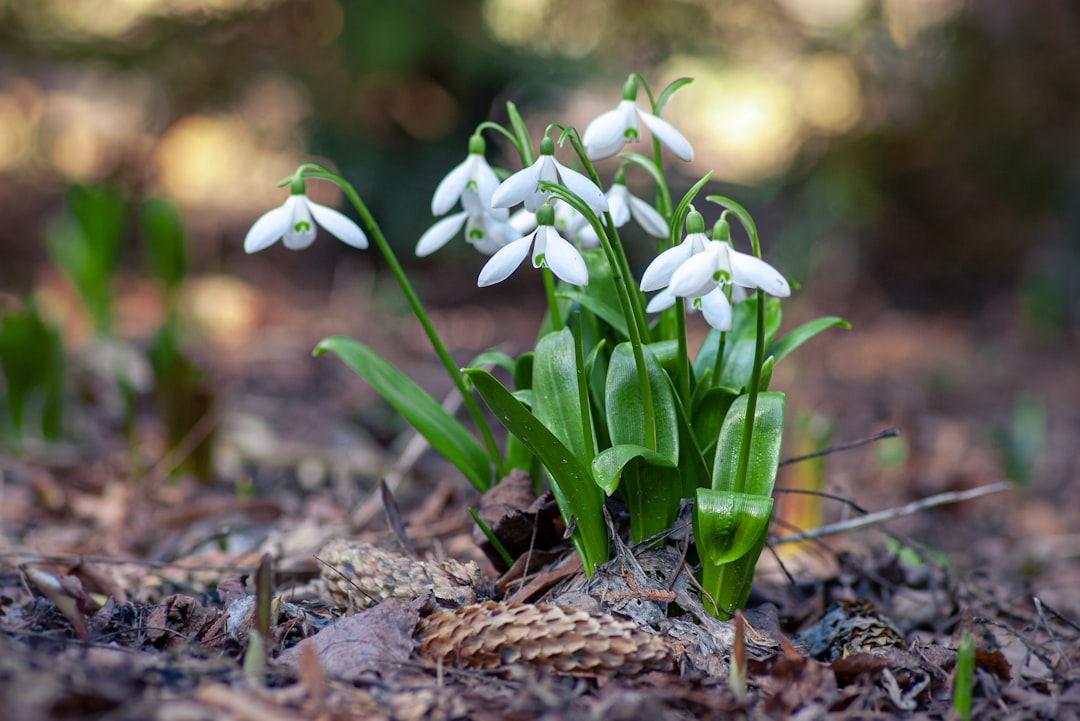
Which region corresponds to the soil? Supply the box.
[1,262,1078,721]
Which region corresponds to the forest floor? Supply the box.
[1,264,1078,720]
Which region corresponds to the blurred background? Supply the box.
[0,0,1077,560]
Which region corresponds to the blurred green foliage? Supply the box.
[0,298,64,444]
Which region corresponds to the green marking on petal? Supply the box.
[535,252,546,266]
[469,228,484,241]
[294,221,312,233]
[466,179,479,192]
[713,270,731,283]
[624,129,639,141]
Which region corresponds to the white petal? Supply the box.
[627,194,669,238]
[638,111,694,162]
[431,157,471,215]
[478,235,533,287]
[699,288,733,330]
[415,211,467,257]
[473,156,501,207]
[645,287,677,313]
[582,105,631,160]
[729,249,791,297]
[491,159,543,208]
[470,215,522,255]
[577,223,600,248]
[607,185,631,227]
[669,242,725,298]
[509,208,537,234]
[554,161,608,214]
[243,201,292,254]
[283,196,318,249]
[536,228,588,286]
[639,242,693,292]
[308,201,368,249]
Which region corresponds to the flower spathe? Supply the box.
[244,187,368,253]
[491,137,608,215]
[582,77,694,162]
[417,135,520,257]
[477,203,588,287]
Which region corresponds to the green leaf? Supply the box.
[140,197,187,290]
[592,443,675,495]
[694,297,782,392]
[692,387,738,460]
[532,328,592,460]
[605,343,679,463]
[669,173,714,249]
[655,77,694,115]
[315,336,492,492]
[558,249,627,339]
[466,368,608,573]
[464,350,517,374]
[618,152,664,190]
[712,392,785,496]
[694,489,774,567]
[768,316,849,364]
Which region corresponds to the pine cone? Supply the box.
[417,601,675,676]
[318,539,481,612]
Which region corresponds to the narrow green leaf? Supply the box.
[692,387,738,459]
[140,197,187,290]
[768,316,850,363]
[315,336,492,492]
[655,77,694,114]
[466,368,609,573]
[694,489,774,567]
[592,443,675,495]
[712,392,785,496]
[694,297,782,392]
[533,328,592,460]
[464,350,516,374]
[605,343,679,463]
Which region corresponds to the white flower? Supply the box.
[491,137,608,215]
[580,179,668,247]
[477,204,588,287]
[417,136,520,257]
[582,79,694,161]
[641,209,787,330]
[639,222,709,292]
[244,192,367,253]
[668,240,790,301]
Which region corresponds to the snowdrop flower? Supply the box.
[491,136,608,215]
[582,77,694,162]
[639,209,710,293]
[244,180,367,253]
[642,212,789,330]
[478,203,588,287]
[416,135,521,256]
[579,171,668,247]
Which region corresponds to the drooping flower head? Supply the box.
[416,134,521,257]
[244,176,368,253]
[477,202,588,288]
[491,136,608,215]
[641,210,790,330]
[579,167,669,247]
[582,76,694,162]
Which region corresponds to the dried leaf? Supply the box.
[279,596,429,681]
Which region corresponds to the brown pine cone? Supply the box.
[417,600,676,676]
[318,539,482,612]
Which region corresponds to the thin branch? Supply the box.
[771,482,1012,546]
[779,428,900,466]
